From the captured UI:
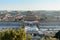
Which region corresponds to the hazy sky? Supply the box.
[0,0,60,10]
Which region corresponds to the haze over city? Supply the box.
[0,0,60,40]
[0,0,60,11]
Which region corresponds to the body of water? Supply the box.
[0,21,60,29]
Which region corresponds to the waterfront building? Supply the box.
[23,11,39,25]
[2,13,15,21]
[15,14,23,21]
[0,11,60,40]
[39,22,60,36]
[23,11,40,40]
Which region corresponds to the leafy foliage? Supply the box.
[54,30,60,40]
[0,27,26,40]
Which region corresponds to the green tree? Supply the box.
[1,30,15,40]
[54,30,60,40]
[27,34,32,40]
[0,26,26,40]
[15,27,26,40]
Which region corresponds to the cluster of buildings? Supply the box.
[0,11,40,22]
[0,11,40,40]
[0,10,60,22]
[0,11,60,40]
[0,11,23,21]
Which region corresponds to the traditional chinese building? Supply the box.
[23,11,39,26]
[22,11,40,40]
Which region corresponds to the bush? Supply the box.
[0,27,26,40]
[54,30,60,40]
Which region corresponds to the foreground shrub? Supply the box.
[0,27,26,40]
[54,30,60,40]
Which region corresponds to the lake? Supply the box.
[0,21,60,29]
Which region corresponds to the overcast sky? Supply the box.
[0,0,60,10]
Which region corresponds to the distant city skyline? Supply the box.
[0,0,60,10]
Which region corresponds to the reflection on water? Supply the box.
[0,22,21,26]
[0,22,60,30]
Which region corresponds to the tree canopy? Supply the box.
[54,30,60,40]
[0,27,26,40]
